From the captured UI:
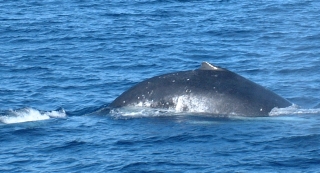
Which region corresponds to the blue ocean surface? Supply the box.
[1,0,320,172]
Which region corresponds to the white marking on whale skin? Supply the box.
[172,95,212,113]
[147,90,154,96]
[136,100,152,107]
[185,89,192,93]
[128,95,212,113]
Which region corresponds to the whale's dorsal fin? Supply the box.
[199,62,223,71]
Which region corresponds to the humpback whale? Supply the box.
[110,62,291,116]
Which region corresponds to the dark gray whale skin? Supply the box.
[110,62,291,116]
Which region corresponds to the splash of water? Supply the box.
[0,108,66,124]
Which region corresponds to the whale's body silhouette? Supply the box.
[110,62,291,116]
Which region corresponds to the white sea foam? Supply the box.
[109,107,172,118]
[111,99,320,118]
[269,104,320,116]
[0,108,66,124]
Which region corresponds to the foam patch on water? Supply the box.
[109,100,320,118]
[0,108,66,124]
[269,104,320,116]
[109,107,175,118]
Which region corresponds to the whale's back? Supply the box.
[110,62,291,116]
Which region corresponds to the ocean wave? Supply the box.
[0,107,66,124]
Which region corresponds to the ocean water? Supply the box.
[1,0,320,172]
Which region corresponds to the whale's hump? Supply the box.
[110,61,291,116]
[199,62,224,71]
